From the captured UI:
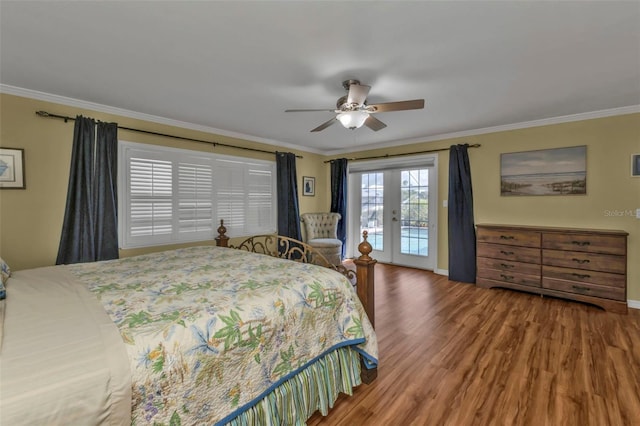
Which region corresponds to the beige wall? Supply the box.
[334,113,640,300]
[1,92,638,301]
[0,93,328,269]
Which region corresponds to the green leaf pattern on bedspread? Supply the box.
[69,246,377,425]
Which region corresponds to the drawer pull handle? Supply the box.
[572,285,590,292]
[500,274,514,281]
[572,241,591,246]
[572,258,590,264]
[500,263,514,269]
[572,273,591,280]
[500,250,514,255]
[500,235,515,240]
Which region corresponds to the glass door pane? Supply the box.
[400,169,429,256]
[360,172,384,251]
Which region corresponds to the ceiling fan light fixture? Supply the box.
[337,110,369,129]
[285,79,424,132]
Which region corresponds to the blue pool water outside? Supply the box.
[366,227,428,256]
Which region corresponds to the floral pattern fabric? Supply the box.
[0,257,10,299]
[69,246,377,425]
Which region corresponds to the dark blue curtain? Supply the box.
[448,144,476,283]
[276,152,302,240]
[94,122,119,261]
[56,116,119,264]
[330,158,348,258]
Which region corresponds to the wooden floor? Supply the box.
[308,263,640,426]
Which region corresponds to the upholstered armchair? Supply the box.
[300,212,343,266]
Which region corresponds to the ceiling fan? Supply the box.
[285,79,425,132]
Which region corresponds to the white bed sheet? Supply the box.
[0,266,131,426]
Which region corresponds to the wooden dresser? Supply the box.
[476,224,628,313]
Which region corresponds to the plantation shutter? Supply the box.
[128,155,173,245]
[119,142,276,248]
[178,160,214,236]
[214,159,246,237]
[246,166,274,234]
[214,158,276,237]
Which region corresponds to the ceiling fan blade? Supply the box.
[311,118,337,132]
[364,115,387,131]
[347,84,371,106]
[285,108,335,112]
[367,99,425,113]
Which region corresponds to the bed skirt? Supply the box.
[225,346,362,425]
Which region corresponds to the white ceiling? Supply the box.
[1,1,639,155]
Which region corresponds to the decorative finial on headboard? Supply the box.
[217,219,227,237]
[215,219,229,247]
[357,230,373,261]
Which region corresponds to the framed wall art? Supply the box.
[500,145,586,196]
[302,176,315,196]
[0,147,26,189]
[632,154,640,177]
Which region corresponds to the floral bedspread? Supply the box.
[70,246,377,425]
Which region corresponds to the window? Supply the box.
[119,141,276,248]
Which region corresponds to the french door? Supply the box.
[347,155,437,270]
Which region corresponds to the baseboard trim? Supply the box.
[435,268,449,276]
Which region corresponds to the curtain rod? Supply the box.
[35,111,303,158]
[324,143,481,163]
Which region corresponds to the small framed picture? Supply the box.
[0,147,26,189]
[632,154,640,177]
[302,176,315,196]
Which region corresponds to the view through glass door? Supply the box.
[353,163,436,270]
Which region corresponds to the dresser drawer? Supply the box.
[477,228,540,248]
[478,243,540,264]
[543,249,626,274]
[478,267,540,287]
[476,224,628,313]
[542,233,626,255]
[542,278,626,301]
[477,257,540,276]
[543,265,626,288]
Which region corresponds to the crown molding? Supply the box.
[324,104,640,156]
[0,84,325,156]
[4,84,637,158]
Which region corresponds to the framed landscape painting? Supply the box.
[501,146,586,196]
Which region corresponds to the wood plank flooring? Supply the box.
[308,263,640,426]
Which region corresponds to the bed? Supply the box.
[0,227,377,425]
